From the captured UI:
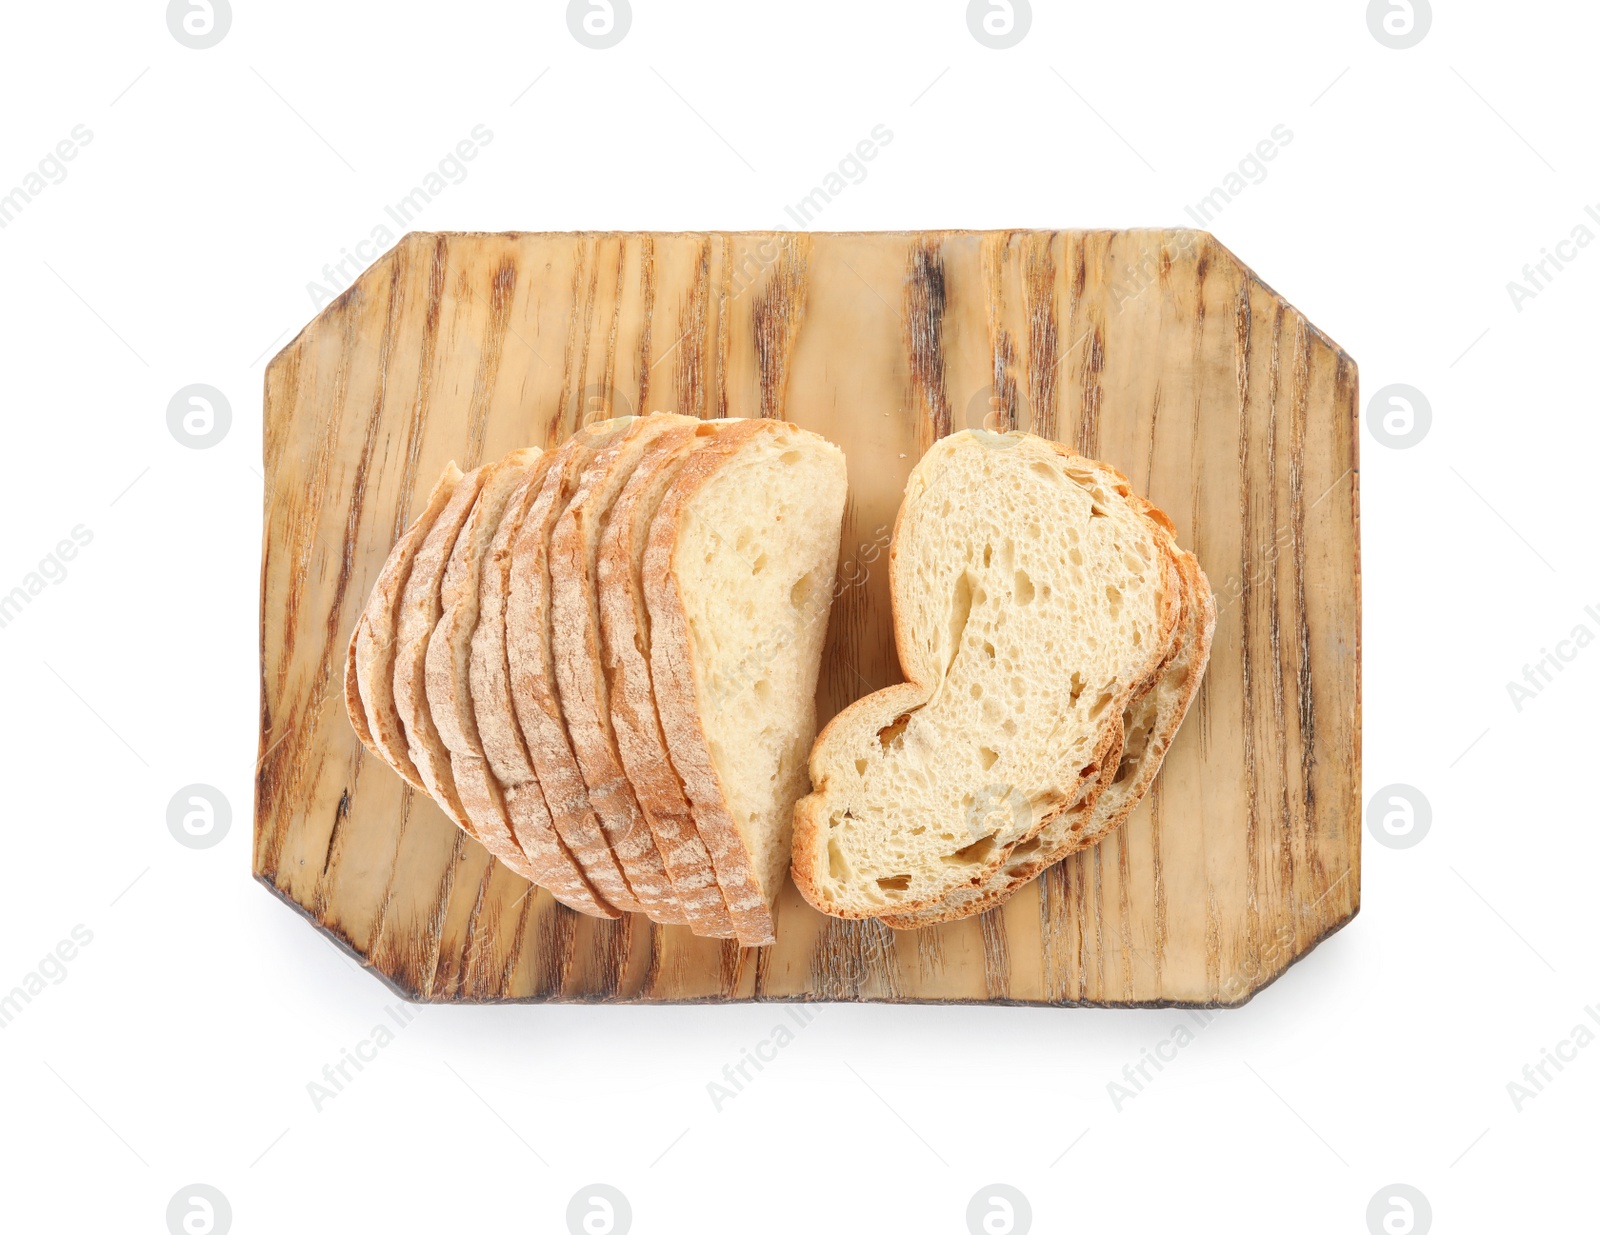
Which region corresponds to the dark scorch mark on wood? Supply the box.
[1289,315,1324,896]
[1025,235,1060,441]
[978,908,1011,999]
[752,236,812,420]
[637,236,656,412]
[1232,274,1261,946]
[675,240,712,419]
[1265,301,1297,907]
[905,241,951,446]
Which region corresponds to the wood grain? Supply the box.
[256,229,1360,1006]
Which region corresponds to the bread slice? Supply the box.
[598,420,743,939]
[347,462,464,789]
[551,413,717,930]
[880,552,1213,928]
[790,430,1182,921]
[393,464,491,831]
[646,420,849,946]
[424,449,558,886]
[507,419,660,918]
[471,453,619,918]
[345,629,374,757]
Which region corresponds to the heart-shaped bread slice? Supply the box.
[791,431,1184,921]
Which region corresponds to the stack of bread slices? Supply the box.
[790,429,1214,928]
[345,414,849,947]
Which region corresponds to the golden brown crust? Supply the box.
[392,465,488,832]
[344,617,375,756]
[595,420,741,937]
[351,462,463,791]
[469,453,617,918]
[507,420,648,915]
[424,451,553,886]
[550,416,696,925]
[644,420,790,947]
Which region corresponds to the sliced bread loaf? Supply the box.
[790,430,1182,920]
[348,462,464,789]
[597,420,745,940]
[470,453,618,918]
[507,418,666,919]
[646,420,849,946]
[392,464,490,832]
[880,551,1213,927]
[551,413,727,931]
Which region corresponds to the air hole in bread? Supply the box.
[982,640,996,660]
[790,569,819,610]
[970,682,983,699]
[754,678,772,703]
[1106,583,1122,617]
[827,839,849,879]
[978,746,999,770]
[946,571,976,673]
[945,834,998,865]
[1090,690,1114,719]
[1014,570,1035,605]
[1069,672,1085,704]
[751,552,769,574]
[876,874,911,892]
[877,713,912,748]
[855,757,868,775]
[982,544,993,567]
[780,450,803,465]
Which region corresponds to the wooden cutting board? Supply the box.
[256,229,1360,1006]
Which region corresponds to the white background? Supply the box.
[0,1,1594,1232]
